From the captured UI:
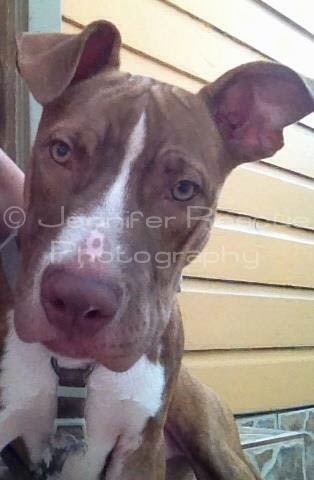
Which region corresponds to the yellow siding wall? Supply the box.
[62,0,314,414]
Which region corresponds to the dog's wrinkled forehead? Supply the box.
[18,20,314,176]
[39,70,223,173]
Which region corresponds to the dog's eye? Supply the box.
[49,140,72,164]
[171,180,199,201]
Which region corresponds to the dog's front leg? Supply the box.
[105,418,166,480]
[166,367,261,480]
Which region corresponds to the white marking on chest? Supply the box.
[0,318,57,462]
[0,321,165,480]
[63,355,165,480]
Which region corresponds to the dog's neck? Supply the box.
[0,321,166,480]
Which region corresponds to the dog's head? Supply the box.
[14,21,313,371]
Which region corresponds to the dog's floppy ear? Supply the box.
[200,61,314,168]
[16,20,121,105]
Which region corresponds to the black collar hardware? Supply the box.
[50,357,94,439]
[35,358,95,478]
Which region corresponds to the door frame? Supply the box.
[0,0,61,168]
[0,0,29,166]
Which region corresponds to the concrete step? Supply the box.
[240,426,307,480]
[0,424,310,479]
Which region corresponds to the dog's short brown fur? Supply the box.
[0,19,313,480]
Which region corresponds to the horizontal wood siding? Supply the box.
[168,0,314,77]
[180,279,314,350]
[183,349,314,413]
[62,0,314,413]
[185,214,314,287]
[261,0,314,35]
[220,163,314,229]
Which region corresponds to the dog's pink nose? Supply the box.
[41,266,121,336]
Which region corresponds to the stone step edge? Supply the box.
[239,426,306,449]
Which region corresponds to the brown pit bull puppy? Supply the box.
[0,20,313,480]
[0,157,258,480]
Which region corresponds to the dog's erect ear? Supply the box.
[16,20,121,105]
[200,62,314,168]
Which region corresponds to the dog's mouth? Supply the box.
[14,270,154,372]
[44,337,99,359]
[14,300,151,372]
[43,335,147,372]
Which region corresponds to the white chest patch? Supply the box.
[0,320,165,480]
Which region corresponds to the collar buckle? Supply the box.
[50,357,94,441]
[34,358,95,477]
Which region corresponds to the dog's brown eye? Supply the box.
[49,140,72,164]
[171,180,199,201]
